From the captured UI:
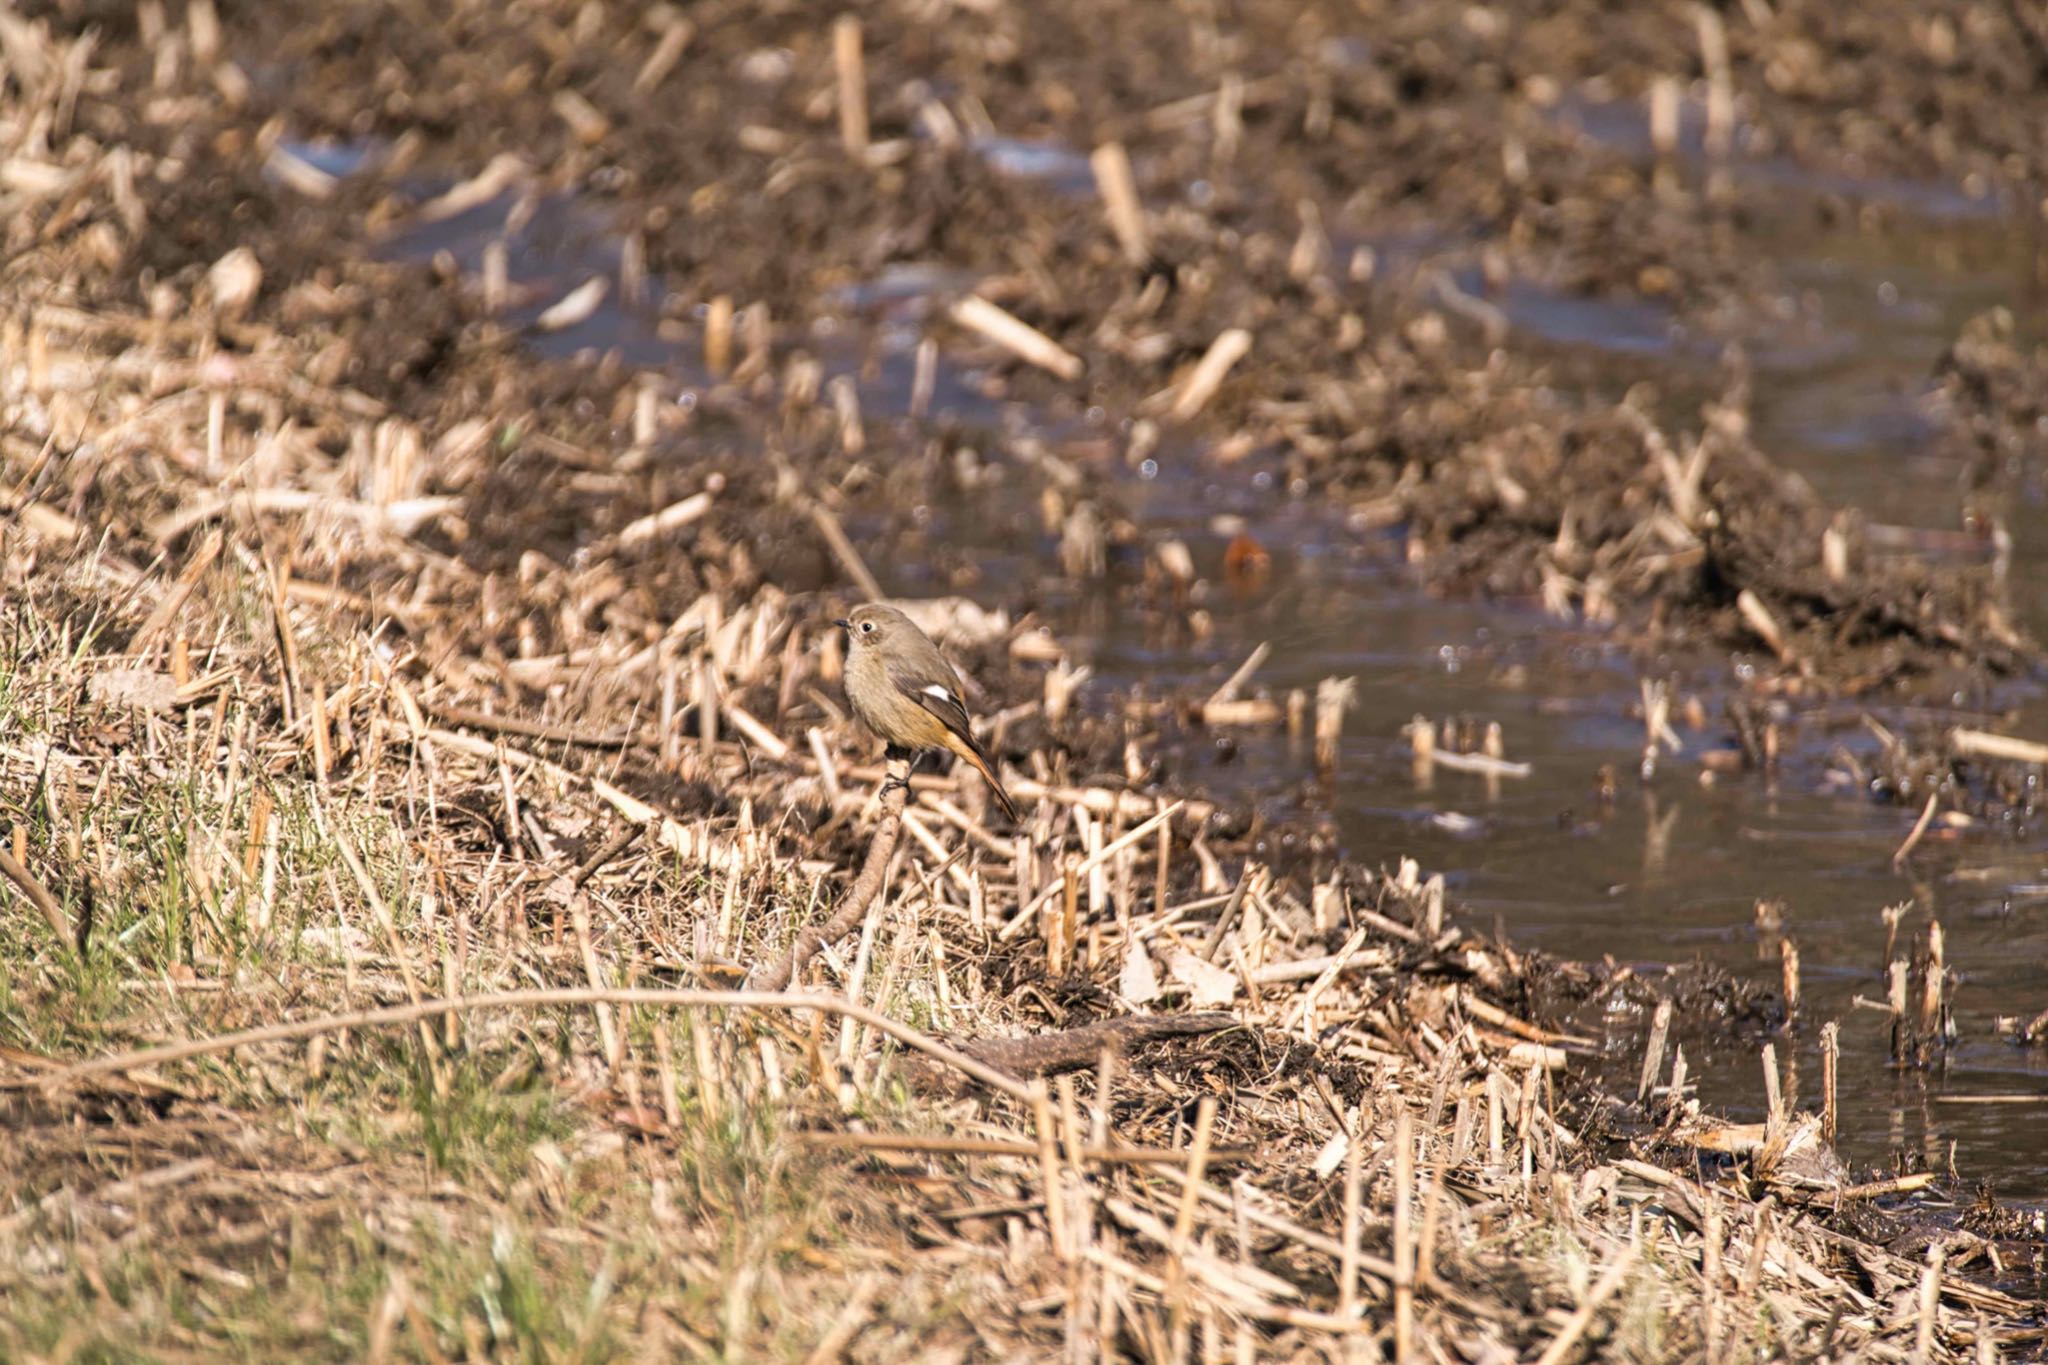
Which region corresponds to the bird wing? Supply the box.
[883,644,1020,822]
[884,652,976,744]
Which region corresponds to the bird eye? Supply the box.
[860,621,874,633]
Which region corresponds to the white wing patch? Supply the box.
[923,684,959,705]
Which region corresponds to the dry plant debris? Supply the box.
[0,3,2044,1361]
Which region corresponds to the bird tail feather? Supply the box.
[952,735,1021,824]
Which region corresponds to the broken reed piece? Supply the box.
[1481,722,1504,762]
[1780,938,1801,1024]
[833,15,868,157]
[620,232,647,308]
[1167,327,1252,422]
[1288,199,1330,282]
[1917,919,1946,1065]
[806,498,885,600]
[827,375,864,455]
[1404,726,1532,779]
[1200,641,1277,725]
[631,376,659,448]
[704,295,734,376]
[738,302,772,379]
[1821,518,1851,584]
[1532,1245,1641,1365]
[1407,715,1436,785]
[1648,75,1681,160]
[415,152,528,223]
[616,489,715,551]
[806,727,841,807]
[1891,791,1939,869]
[1485,1068,1505,1167]
[552,88,609,145]
[1154,538,1196,588]
[1638,677,1679,781]
[1206,641,1268,709]
[1695,4,1734,158]
[1314,676,1354,775]
[1200,698,1281,727]
[1948,726,2048,765]
[1819,1020,1839,1145]
[1887,958,1909,1066]
[1042,657,1090,725]
[1090,141,1149,265]
[267,141,336,198]
[790,1131,1255,1167]
[721,700,789,761]
[482,240,509,312]
[909,337,937,420]
[949,295,1084,380]
[1168,1096,1220,1264]
[633,15,694,94]
[1759,1043,1783,1138]
[1880,900,1908,968]
[1637,997,1674,1105]
[1735,589,1795,666]
[1914,1245,1943,1364]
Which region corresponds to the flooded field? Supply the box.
[384,95,2048,1195]
[8,0,2048,1356]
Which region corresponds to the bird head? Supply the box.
[837,602,908,650]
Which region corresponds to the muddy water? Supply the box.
[1067,159,2048,1191]
[374,129,2048,1197]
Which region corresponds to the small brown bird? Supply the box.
[836,603,1020,823]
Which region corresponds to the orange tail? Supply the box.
[955,739,1021,824]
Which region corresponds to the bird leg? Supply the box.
[879,745,919,799]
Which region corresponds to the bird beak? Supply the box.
[833,619,852,631]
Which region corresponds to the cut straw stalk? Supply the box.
[704,295,734,375]
[949,296,1083,380]
[1695,6,1734,158]
[1090,142,1148,264]
[1167,328,1251,421]
[833,15,868,157]
[1000,802,1181,938]
[617,490,714,550]
[807,499,885,600]
[1949,727,2048,765]
[633,16,694,94]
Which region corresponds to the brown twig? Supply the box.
[953,1013,1236,1078]
[0,845,74,950]
[747,758,907,991]
[571,823,647,889]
